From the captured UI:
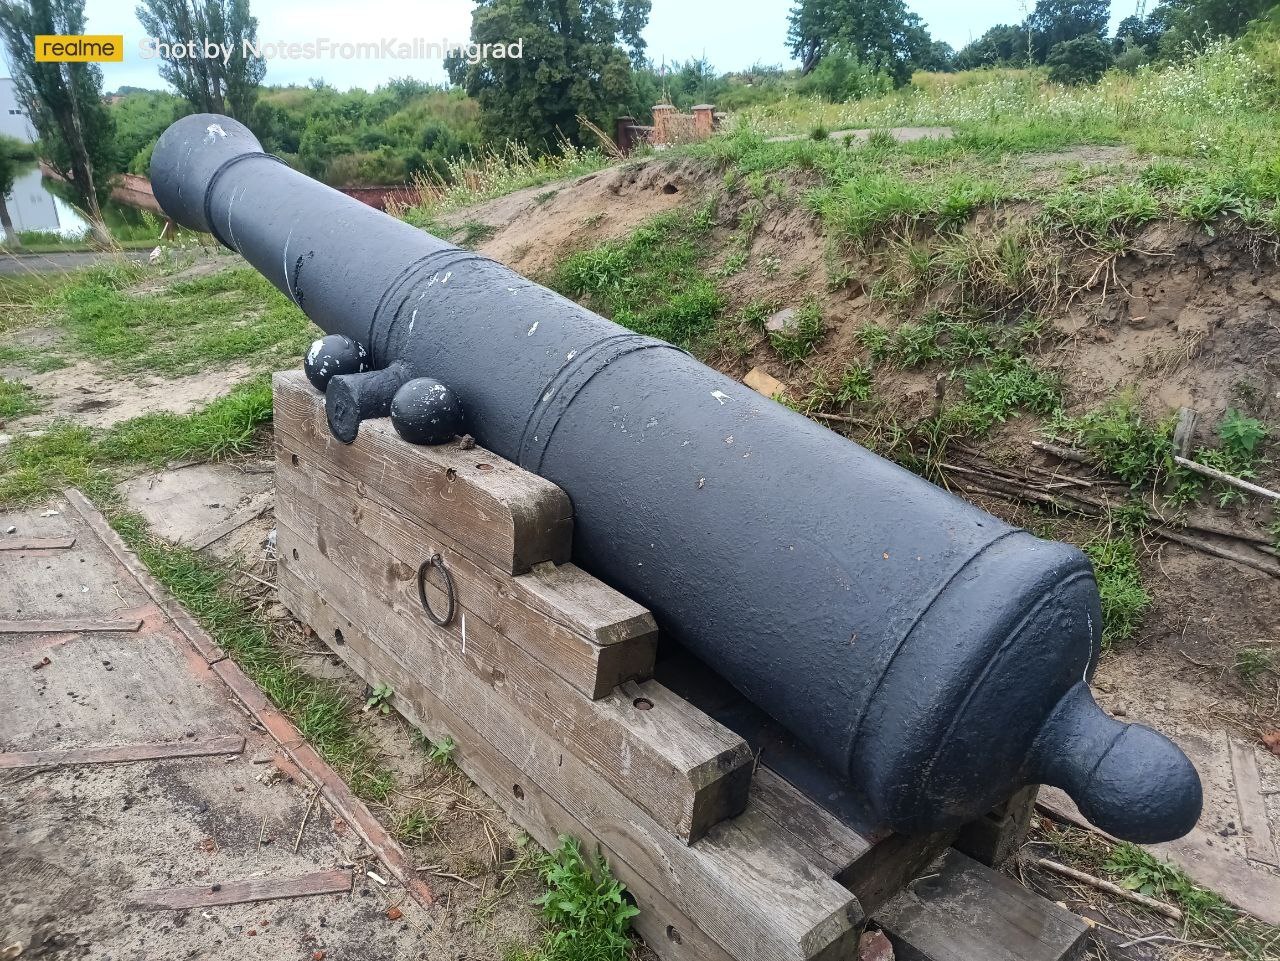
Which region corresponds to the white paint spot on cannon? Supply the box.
[527,321,539,336]
[408,308,418,333]
[711,390,729,405]
[204,123,227,143]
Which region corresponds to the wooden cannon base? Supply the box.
[272,371,1089,961]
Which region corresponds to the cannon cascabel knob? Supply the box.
[325,363,411,444]
[1029,682,1203,843]
[391,378,465,445]
[305,335,367,392]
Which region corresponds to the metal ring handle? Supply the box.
[417,552,456,627]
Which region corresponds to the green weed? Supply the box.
[553,206,725,349]
[769,298,825,362]
[427,735,457,767]
[393,805,438,846]
[1103,843,1280,959]
[1048,396,1173,487]
[0,377,40,423]
[514,837,638,961]
[364,682,394,715]
[1084,535,1151,647]
[1235,647,1274,686]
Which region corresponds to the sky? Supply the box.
[4,0,1138,92]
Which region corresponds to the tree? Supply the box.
[1047,34,1115,83]
[135,0,266,120]
[1154,0,1274,43]
[954,24,1030,69]
[1024,0,1111,62]
[787,0,934,84]
[0,0,115,244]
[446,0,650,151]
[0,138,18,247]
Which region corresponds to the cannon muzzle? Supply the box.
[151,114,1201,842]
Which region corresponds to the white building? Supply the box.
[0,78,37,143]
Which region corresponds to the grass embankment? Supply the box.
[551,40,1279,666]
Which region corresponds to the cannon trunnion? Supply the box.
[152,113,1201,843]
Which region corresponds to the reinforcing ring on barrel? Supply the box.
[417,553,456,627]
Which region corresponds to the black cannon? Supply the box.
[152,114,1202,843]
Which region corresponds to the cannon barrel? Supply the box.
[152,114,1202,843]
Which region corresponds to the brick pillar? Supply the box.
[691,104,715,140]
[651,104,674,145]
[615,116,635,154]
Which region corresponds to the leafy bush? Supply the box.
[798,52,895,103]
[525,837,638,961]
[1047,36,1116,85]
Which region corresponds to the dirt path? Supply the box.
[0,495,434,958]
[0,487,546,959]
[0,249,152,275]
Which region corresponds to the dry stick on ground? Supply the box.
[1035,858,1184,922]
[948,470,1280,578]
[1173,455,1280,502]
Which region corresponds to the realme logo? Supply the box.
[34,35,124,62]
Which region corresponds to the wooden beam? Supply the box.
[0,617,143,635]
[0,536,76,551]
[63,489,226,664]
[129,868,353,909]
[281,570,734,961]
[273,371,574,574]
[0,733,245,769]
[276,510,749,842]
[1229,740,1278,868]
[274,460,656,698]
[877,850,1089,961]
[277,563,860,961]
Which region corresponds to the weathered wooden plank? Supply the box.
[273,371,573,574]
[63,489,225,664]
[0,617,143,635]
[954,785,1038,867]
[519,560,658,648]
[274,457,656,698]
[0,536,76,551]
[1229,740,1278,868]
[0,733,246,769]
[276,560,860,961]
[273,505,749,843]
[279,572,735,961]
[1038,784,1280,926]
[877,850,1089,961]
[749,767,871,877]
[209,654,435,909]
[128,868,353,909]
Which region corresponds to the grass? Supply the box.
[769,297,825,362]
[0,376,274,506]
[1083,534,1151,648]
[1047,395,1175,487]
[1102,843,1280,960]
[553,201,725,349]
[0,376,40,423]
[47,262,312,377]
[396,140,610,219]
[507,837,638,961]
